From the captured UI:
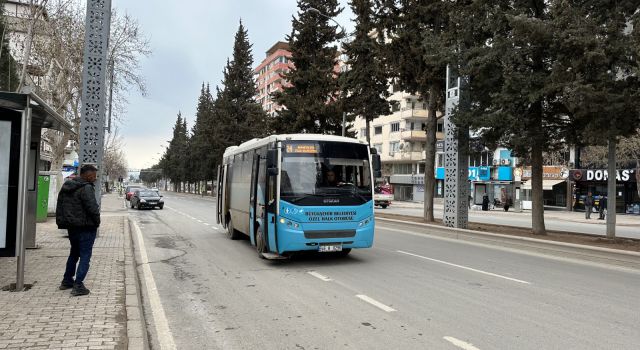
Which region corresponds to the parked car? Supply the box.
[125,185,143,201]
[130,189,164,210]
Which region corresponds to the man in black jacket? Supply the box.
[56,164,101,296]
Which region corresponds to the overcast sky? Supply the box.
[112,0,354,169]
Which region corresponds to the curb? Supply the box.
[376,217,640,270]
[123,216,150,350]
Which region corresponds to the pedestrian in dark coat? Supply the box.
[56,164,100,296]
[598,195,607,220]
[482,194,489,211]
[584,192,593,219]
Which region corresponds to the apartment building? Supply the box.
[254,41,293,116]
[352,87,445,201]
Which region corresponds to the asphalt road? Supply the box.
[381,205,640,239]
[127,194,640,350]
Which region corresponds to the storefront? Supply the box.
[519,166,568,208]
[569,169,639,213]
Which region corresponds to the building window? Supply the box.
[437,122,444,133]
[389,141,400,154]
[437,153,444,168]
[373,143,382,154]
[393,163,412,174]
[391,122,400,133]
[360,128,368,138]
[374,126,383,135]
[391,103,400,112]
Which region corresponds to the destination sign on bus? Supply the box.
[285,143,318,154]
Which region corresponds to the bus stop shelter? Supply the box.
[0,90,74,291]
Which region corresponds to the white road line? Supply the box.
[196,219,203,223]
[203,223,210,226]
[355,294,396,312]
[307,271,332,282]
[212,227,219,230]
[443,336,481,350]
[397,250,531,285]
[130,220,176,350]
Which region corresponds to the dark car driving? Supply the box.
[130,189,164,210]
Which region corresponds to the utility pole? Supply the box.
[443,66,469,228]
[606,135,616,238]
[79,0,112,204]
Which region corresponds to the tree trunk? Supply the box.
[606,135,616,239]
[531,140,546,235]
[423,85,438,222]
[365,118,371,147]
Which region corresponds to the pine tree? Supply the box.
[217,20,268,148]
[554,2,640,238]
[272,0,345,135]
[374,0,455,222]
[165,113,189,192]
[0,0,19,91]
[341,0,391,146]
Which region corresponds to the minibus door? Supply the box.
[249,154,260,246]
[216,164,225,226]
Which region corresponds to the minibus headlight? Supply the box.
[358,216,372,227]
[281,219,300,229]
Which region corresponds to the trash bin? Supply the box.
[36,174,50,222]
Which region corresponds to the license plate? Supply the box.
[318,244,342,253]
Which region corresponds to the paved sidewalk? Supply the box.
[0,194,142,350]
[390,200,640,226]
[383,200,640,239]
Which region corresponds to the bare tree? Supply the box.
[102,127,128,189]
[29,0,150,180]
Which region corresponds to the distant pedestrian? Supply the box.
[56,164,101,296]
[598,195,607,220]
[482,194,489,211]
[469,194,473,209]
[503,196,511,212]
[584,192,593,219]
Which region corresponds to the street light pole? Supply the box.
[308,7,348,137]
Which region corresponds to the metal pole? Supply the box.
[79,0,112,205]
[342,112,346,137]
[606,136,616,238]
[106,59,114,133]
[15,103,32,291]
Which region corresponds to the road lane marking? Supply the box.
[443,336,481,350]
[307,271,332,281]
[203,223,210,226]
[397,250,531,285]
[355,294,396,312]
[212,227,219,230]
[131,219,176,350]
[196,219,203,223]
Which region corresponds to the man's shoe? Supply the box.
[59,280,74,290]
[71,283,90,296]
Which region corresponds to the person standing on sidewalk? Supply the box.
[584,192,594,219]
[598,195,607,220]
[56,164,101,296]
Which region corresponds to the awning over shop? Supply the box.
[522,179,565,190]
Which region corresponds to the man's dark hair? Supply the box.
[80,164,98,175]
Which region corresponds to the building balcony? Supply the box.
[401,130,426,142]
[384,151,425,162]
[400,107,428,119]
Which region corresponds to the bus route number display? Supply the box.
[286,144,318,154]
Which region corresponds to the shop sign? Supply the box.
[436,140,444,152]
[570,169,636,182]
[522,166,568,181]
[436,166,490,181]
